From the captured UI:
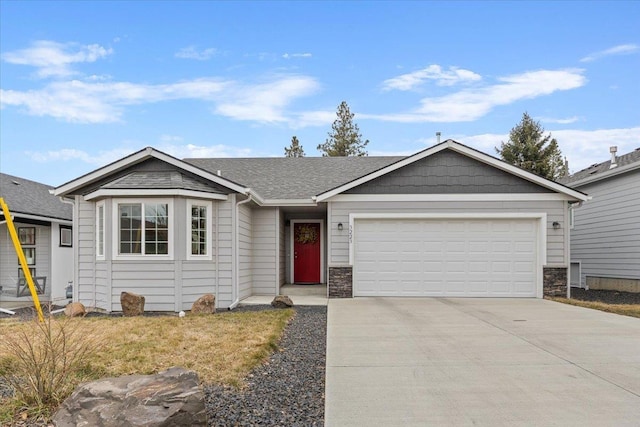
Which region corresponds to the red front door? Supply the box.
[293,222,321,283]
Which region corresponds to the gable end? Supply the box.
[344,149,553,194]
[70,158,236,196]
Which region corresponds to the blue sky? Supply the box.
[1,1,639,186]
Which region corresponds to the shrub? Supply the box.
[0,314,99,409]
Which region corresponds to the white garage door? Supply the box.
[353,218,538,297]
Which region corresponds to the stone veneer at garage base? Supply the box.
[328,266,568,298]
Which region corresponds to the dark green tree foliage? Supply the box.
[496,112,565,180]
[317,101,369,156]
[284,136,305,157]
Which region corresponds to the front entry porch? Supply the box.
[240,284,328,307]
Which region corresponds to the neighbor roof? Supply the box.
[183,156,403,200]
[560,147,640,187]
[0,173,72,221]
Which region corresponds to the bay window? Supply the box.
[114,199,172,258]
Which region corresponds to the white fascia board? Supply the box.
[565,161,640,188]
[329,193,576,202]
[8,212,73,225]
[84,188,229,201]
[315,139,588,202]
[259,198,317,207]
[54,147,154,196]
[54,146,249,196]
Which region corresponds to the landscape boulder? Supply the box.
[120,291,145,316]
[53,367,207,427]
[64,302,86,317]
[191,294,216,314]
[271,295,294,308]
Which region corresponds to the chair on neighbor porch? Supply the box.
[16,276,46,297]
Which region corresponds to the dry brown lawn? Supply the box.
[0,309,294,422]
[549,297,640,319]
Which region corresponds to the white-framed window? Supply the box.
[112,199,173,259]
[569,205,575,230]
[186,200,212,260]
[60,225,73,247]
[96,201,105,259]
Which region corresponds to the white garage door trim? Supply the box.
[349,213,547,298]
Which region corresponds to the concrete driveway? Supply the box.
[325,298,640,426]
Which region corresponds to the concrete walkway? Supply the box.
[325,298,640,426]
[240,284,327,306]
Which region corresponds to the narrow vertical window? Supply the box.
[97,203,105,257]
[191,204,207,255]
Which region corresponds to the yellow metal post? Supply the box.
[0,197,45,322]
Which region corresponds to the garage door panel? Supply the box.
[354,218,538,298]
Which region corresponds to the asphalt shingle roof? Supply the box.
[560,148,640,186]
[0,173,72,221]
[184,156,404,199]
[103,171,225,194]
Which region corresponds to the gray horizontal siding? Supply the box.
[329,200,566,266]
[252,207,277,295]
[345,149,552,194]
[571,169,640,284]
[74,197,235,312]
[238,202,252,300]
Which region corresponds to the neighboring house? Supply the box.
[561,146,640,292]
[0,173,74,307]
[53,140,588,312]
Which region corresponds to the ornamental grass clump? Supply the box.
[0,315,99,409]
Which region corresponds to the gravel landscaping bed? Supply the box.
[571,288,640,305]
[0,304,327,426]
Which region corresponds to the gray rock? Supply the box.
[271,295,294,308]
[53,367,207,427]
[120,291,145,316]
[191,294,216,314]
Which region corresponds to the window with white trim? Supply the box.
[187,200,212,260]
[569,206,575,230]
[116,200,171,256]
[60,225,72,247]
[96,202,105,258]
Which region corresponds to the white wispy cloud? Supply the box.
[25,142,254,168]
[450,126,640,173]
[365,69,587,123]
[580,43,639,62]
[26,147,136,166]
[1,40,113,78]
[382,65,482,91]
[1,75,319,124]
[214,76,320,123]
[538,116,581,124]
[282,53,312,59]
[0,78,229,123]
[175,46,218,60]
[160,143,253,158]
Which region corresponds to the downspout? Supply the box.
[59,197,78,303]
[215,201,219,309]
[229,192,253,310]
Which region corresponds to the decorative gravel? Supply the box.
[571,288,640,305]
[205,305,326,426]
[0,304,327,426]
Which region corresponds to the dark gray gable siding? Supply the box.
[345,149,553,194]
[71,158,235,196]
